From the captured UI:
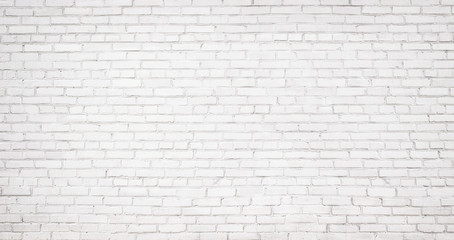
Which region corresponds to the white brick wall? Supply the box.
[1,0,454,239]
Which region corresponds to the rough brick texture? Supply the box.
[1,0,454,239]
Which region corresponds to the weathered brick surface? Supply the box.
[1,0,454,239]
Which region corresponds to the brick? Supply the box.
[0,1,453,238]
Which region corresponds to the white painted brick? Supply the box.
[9,26,36,34]
[0,1,453,239]
[16,0,43,6]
